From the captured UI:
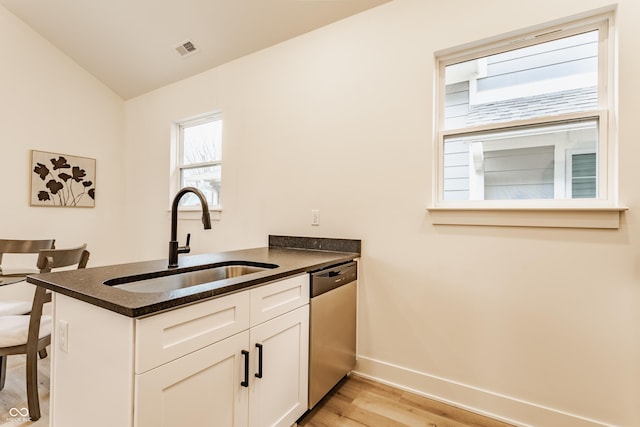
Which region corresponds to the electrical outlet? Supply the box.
[58,320,69,352]
[311,209,320,226]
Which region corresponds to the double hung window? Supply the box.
[434,12,615,209]
[175,114,222,208]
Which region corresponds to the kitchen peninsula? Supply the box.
[28,236,360,427]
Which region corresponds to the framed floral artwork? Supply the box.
[30,150,96,207]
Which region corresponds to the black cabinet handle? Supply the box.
[241,350,249,387]
[255,343,263,378]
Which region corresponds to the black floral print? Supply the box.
[72,166,86,182]
[33,163,49,180]
[50,156,70,170]
[58,172,72,182]
[33,154,95,206]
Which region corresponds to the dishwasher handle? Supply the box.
[310,261,357,297]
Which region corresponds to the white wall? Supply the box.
[0,6,126,273]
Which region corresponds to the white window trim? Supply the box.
[170,112,223,213]
[428,7,627,228]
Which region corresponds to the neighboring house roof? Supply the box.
[465,86,598,127]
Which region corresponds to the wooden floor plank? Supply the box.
[351,391,465,427]
[299,375,514,427]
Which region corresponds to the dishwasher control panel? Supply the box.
[309,261,357,298]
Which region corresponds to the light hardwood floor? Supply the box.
[0,353,513,427]
[0,353,49,427]
[298,375,515,427]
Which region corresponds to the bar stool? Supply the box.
[0,244,89,421]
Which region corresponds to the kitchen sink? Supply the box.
[103,261,279,293]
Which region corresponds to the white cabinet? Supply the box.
[246,274,310,426]
[49,274,309,427]
[134,274,309,427]
[249,305,308,427]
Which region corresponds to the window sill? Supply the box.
[427,205,628,229]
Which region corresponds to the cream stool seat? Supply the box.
[0,315,52,347]
[0,301,33,316]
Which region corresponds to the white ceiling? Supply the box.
[0,0,391,99]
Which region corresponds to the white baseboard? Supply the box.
[354,356,614,427]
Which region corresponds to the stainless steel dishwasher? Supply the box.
[308,261,358,409]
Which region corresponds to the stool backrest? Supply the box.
[36,244,90,273]
[0,239,55,274]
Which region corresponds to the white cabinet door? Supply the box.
[135,331,250,427]
[248,305,309,427]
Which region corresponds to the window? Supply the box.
[175,114,222,208]
[434,12,615,210]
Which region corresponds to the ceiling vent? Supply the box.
[175,39,199,57]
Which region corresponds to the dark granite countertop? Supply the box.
[27,244,359,318]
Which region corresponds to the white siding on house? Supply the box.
[443,138,470,200]
[484,145,555,199]
[479,31,598,93]
[444,81,469,129]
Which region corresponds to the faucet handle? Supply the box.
[178,233,191,255]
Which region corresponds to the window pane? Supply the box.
[444,31,598,130]
[180,165,221,206]
[443,119,598,201]
[182,119,222,165]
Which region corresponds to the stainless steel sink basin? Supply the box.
[103,261,278,293]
